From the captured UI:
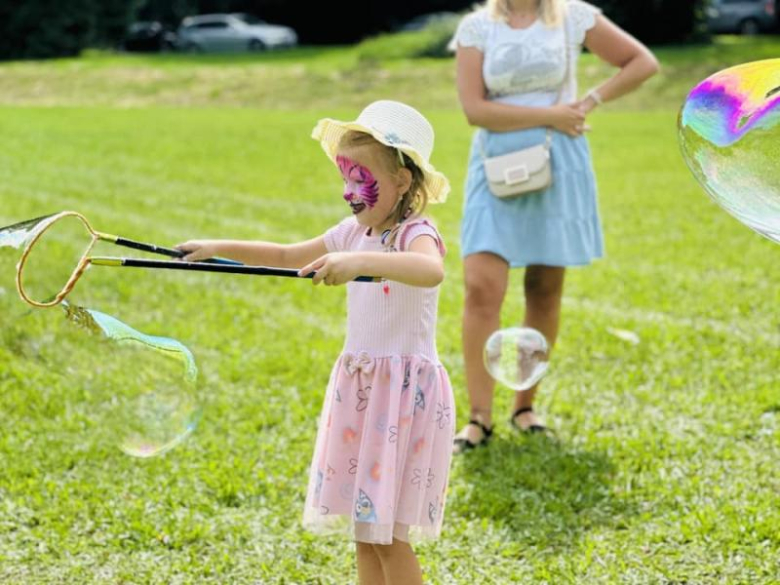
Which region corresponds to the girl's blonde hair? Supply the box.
[486,0,565,27]
[339,131,429,247]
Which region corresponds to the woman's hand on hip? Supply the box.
[547,104,589,137]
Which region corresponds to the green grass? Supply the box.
[1,35,780,584]
[0,35,777,111]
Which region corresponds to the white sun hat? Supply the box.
[311,100,450,204]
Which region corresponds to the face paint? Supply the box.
[336,155,380,211]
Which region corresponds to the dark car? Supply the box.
[124,21,177,52]
[706,0,777,34]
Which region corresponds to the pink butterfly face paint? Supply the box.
[337,155,380,215]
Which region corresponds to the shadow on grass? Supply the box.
[449,433,636,546]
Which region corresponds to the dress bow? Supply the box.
[344,351,375,376]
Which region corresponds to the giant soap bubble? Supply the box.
[2,302,202,458]
[678,59,780,244]
[60,302,202,458]
[0,216,202,457]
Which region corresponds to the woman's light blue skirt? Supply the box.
[461,127,604,268]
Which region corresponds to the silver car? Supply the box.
[177,13,297,52]
[706,0,777,34]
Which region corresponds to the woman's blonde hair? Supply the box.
[339,131,429,246]
[486,0,565,27]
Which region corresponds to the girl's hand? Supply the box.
[175,240,220,262]
[298,253,362,286]
[547,104,589,137]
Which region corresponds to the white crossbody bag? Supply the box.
[480,21,570,198]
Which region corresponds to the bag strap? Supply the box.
[479,13,571,160]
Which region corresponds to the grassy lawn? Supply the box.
[1,35,779,583]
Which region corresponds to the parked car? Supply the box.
[124,21,177,52]
[176,13,297,52]
[706,0,777,34]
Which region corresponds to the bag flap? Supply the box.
[484,144,549,183]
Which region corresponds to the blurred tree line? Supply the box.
[143,0,710,45]
[0,0,725,60]
[0,0,142,59]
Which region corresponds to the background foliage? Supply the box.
[0,0,720,60]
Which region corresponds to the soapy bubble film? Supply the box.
[1,215,201,457]
[4,302,202,458]
[0,214,93,305]
[484,327,550,392]
[678,59,780,244]
[61,302,201,458]
[0,214,58,250]
[19,215,94,305]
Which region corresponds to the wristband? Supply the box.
[586,89,604,105]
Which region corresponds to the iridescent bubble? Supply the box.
[483,327,549,392]
[0,213,90,306]
[1,216,201,457]
[678,59,780,244]
[0,216,53,311]
[0,214,57,250]
[59,303,201,458]
[8,302,201,458]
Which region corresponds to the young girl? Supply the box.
[177,100,454,585]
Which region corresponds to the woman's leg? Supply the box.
[512,265,566,430]
[356,542,386,585]
[461,252,510,439]
[372,539,423,585]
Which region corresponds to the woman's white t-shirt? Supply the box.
[451,1,601,107]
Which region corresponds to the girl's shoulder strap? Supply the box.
[393,217,446,257]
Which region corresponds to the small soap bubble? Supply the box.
[484,327,549,392]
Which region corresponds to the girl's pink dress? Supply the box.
[303,216,455,545]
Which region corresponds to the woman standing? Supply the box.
[451,0,658,451]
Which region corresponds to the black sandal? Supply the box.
[510,406,551,435]
[453,419,493,454]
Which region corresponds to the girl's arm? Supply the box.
[298,235,445,288]
[456,46,586,136]
[576,15,660,113]
[176,236,329,269]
